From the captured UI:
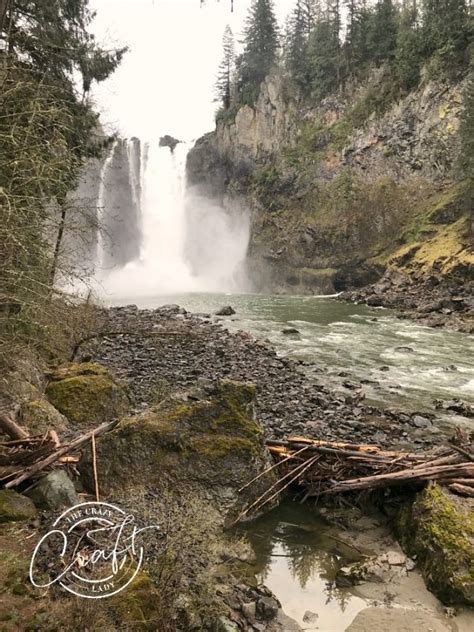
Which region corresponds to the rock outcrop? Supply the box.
[79,380,278,523]
[396,483,474,605]
[45,362,129,426]
[159,134,181,152]
[187,67,471,296]
[0,490,36,523]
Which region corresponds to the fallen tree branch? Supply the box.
[0,413,29,440]
[70,330,197,360]
[5,419,118,488]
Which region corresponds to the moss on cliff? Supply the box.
[388,182,473,278]
[396,483,474,605]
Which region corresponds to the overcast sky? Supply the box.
[90,0,291,141]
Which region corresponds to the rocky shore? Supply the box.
[341,269,474,334]
[1,303,473,630]
[77,303,469,450]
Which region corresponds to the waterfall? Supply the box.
[95,139,249,297]
[96,140,117,270]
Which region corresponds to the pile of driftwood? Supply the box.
[0,413,116,492]
[265,436,474,500]
[237,435,474,520]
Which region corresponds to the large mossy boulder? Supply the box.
[396,483,474,605]
[80,381,278,522]
[45,362,128,426]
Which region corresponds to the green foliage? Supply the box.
[236,0,279,105]
[421,0,471,77]
[252,165,285,210]
[395,4,423,89]
[0,0,124,354]
[459,62,474,182]
[284,0,318,89]
[215,25,235,110]
[366,0,398,65]
[307,17,343,100]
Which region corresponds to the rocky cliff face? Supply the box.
[187,68,472,294]
[62,138,143,278]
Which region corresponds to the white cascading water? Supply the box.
[95,139,249,297]
[96,139,117,271]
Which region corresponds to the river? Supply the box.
[105,292,473,424]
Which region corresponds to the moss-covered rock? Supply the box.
[20,398,68,434]
[0,490,36,523]
[108,572,162,629]
[79,380,277,522]
[45,362,129,426]
[396,483,474,605]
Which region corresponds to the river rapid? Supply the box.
[105,292,473,425]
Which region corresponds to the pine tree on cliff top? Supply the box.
[215,25,235,109]
[367,0,398,65]
[460,64,474,185]
[238,0,279,104]
[284,0,311,88]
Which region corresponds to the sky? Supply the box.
[90,0,291,141]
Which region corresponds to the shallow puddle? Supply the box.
[238,500,369,631]
[238,499,472,632]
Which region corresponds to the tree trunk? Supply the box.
[50,201,67,288]
[0,0,11,34]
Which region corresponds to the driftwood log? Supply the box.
[264,437,474,502]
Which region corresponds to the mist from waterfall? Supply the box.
[95,139,250,298]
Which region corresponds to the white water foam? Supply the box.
[95,140,249,298]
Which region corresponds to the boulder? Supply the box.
[257,596,279,620]
[0,490,36,523]
[26,470,79,510]
[159,135,181,152]
[282,327,300,335]
[20,398,68,434]
[45,362,129,426]
[396,483,474,605]
[79,381,278,522]
[215,306,236,316]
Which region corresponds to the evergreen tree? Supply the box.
[344,0,371,72]
[367,0,398,65]
[422,0,471,72]
[238,0,279,104]
[284,0,311,87]
[215,25,235,109]
[459,63,474,183]
[307,14,343,98]
[1,0,125,347]
[300,0,322,34]
[395,2,423,88]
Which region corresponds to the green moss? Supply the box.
[108,571,161,628]
[396,483,474,605]
[20,398,67,434]
[46,362,128,425]
[189,434,259,459]
[47,362,109,381]
[0,490,36,523]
